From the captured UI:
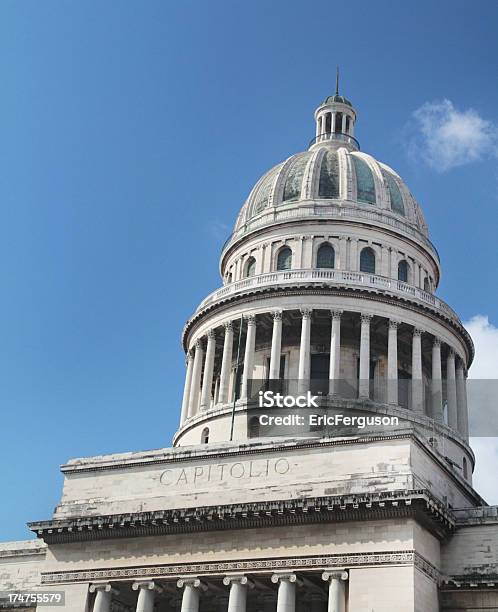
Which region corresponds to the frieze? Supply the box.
[40,551,439,585]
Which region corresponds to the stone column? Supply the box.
[298,308,312,392]
[188,339,204,418]
[218,321,234,404]
[89,584,115,612]
[271,574,299,612]
[241,315,256,399]
[338,236,347,269]
[322,571,348,612]
[446,349,458,429]
[387,320,399,405]
[358,314,372,399]
[431,338,443,422]
[456,360,469,438]
[329,311,342,396]
[341,114,347,133]
[269,310,283,380]
[331,112,336,133]
[411,328,424,413]
[200,329,216,410]
[132,581,156,612]
[223,574,253,612]
[180,351,194,425]
[349,238,358,271]
[177,579,207,612]
[381,245,390,277]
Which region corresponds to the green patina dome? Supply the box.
[322,93,353,107]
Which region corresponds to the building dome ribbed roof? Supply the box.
[322,94,353,107]
[234,146,428,237]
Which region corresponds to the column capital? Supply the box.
[360,313,372,324]
[300,308,313,319]
[448,348,456,359]
[272,309,283,321]
[433,337,442,348]
[132,581,156,592]
[194,338,203,350]
[271,572,302,585]
[186,349,194,362]
[330,310,343,319]
[321,570,349,582]
[244,314,256,325]
[413,327,424,337]
[388,319,400,330]
[177,578,208,591]
[222,574,254,588]
[206,328,216,340]
[89,583,116,594]
[224,320,233,332]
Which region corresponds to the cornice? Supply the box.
[29,489,455,545]
[182,284,474,367]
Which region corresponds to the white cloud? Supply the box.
[408,99,497,171]
[465,315,498,504]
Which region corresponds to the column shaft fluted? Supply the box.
[276,580,295,612]
[298,309,312,392]
[446,350,458,429]
[411,329,424,413]
[329,311,342,396]
[92,589,112,612]
[180,586,200,612]
[241,316,256,399]
[188,341,204,418]
[200,331,216,410]
[359,315,371,398]
[431,339,443,422]
[218,323,233,404]
[387,321,398,405]
[269,311,283,380]
[180,352,194,424]
[456,363,469,438]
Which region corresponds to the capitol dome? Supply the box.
[234,146,428,237]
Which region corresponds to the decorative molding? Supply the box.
[40,551,439,586]
[300,308,313,319]
[30,489,455,545]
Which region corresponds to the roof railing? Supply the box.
[309,131,360,150]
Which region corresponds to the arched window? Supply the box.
[317,243,335,268]
[398,260,409,283]
[201,427,209,444]
[386,173,405,215]
[276,246,292,271]
[245,257,256,278]
[424,277,431,293]
[360,247,376,274]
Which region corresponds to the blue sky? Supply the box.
[0,0,497,540]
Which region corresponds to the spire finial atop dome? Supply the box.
[335,66,340,96]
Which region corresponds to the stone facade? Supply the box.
[1,90,497,612]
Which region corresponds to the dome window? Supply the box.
[398,260,409,283]
[386,173,405,216]
[318,150,340,199]
[353,156,376,205]
[283,154,309,202]
[424,277,431,293]
[360,247,376,274]
[245,257,256,278]
[201,427,209,444]
[317,243,335,269]
[276,246,292,271]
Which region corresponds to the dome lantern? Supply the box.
[311,69,358,151]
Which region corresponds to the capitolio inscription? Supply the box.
[160,457,291,487]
